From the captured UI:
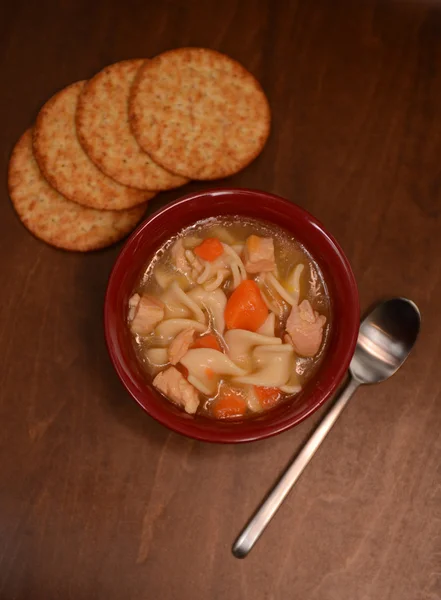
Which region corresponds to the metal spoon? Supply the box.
[232,297,421,558]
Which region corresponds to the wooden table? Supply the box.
[2,0,440,598]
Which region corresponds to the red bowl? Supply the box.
[104,188,359,443]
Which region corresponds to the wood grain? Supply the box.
[1,0,441,598]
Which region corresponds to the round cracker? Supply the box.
[129,48,271,180]
[33,81,154,210]
[76,60,188,191]
[8,129,147,251]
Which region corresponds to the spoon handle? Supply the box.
[232,376,360,558]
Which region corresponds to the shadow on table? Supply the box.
[73,244,174,449]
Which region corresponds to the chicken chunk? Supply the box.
[285,299,326,357]
[168,328,195,365]
[153,367,199,414]
[243,235,276,273]
[130,294,165,336]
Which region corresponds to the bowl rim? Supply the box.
[104,187,359,443]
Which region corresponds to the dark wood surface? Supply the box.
[1,1,441,598]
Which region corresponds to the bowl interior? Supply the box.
[105,189,359,443]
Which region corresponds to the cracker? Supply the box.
[8,129,147,251]
[33,81,154,210]
[76,60,188,191]
[129,48,271,180]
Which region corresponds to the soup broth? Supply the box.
[128,216,331,420]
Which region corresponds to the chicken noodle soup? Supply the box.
[128,217,331,419]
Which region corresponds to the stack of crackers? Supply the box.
[8,48,271,251]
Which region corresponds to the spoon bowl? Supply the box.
[351,298,420,384]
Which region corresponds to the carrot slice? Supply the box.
[225,280,268,332]
[254,386,282,408]
[194,238,224,262]
[191,333,222,352]
[212,390,247,419]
